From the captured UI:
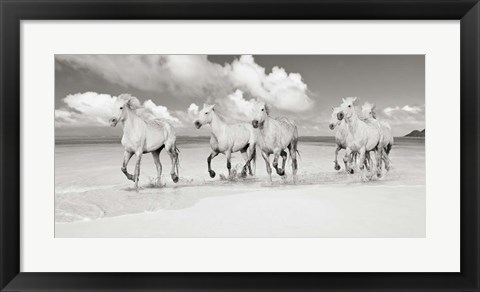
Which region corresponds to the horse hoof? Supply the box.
[240,171,247,178]
[278,170,285,176]
[171,174,179,183]
[334,165,341,171]
[349,169,354,174]
[209,170,216,178]
[377,172,382,178]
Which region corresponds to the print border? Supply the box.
[1,0,479,291]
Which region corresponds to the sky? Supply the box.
[55,55,425,137]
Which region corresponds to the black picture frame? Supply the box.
[1,0,479,291]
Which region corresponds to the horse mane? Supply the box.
[136,108,173,128]
[211,108,229,123]
[119,93,172,129]
[118,93,142,110]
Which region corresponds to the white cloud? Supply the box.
[188,103,199,117]
[55,92,117,127]
[64,92,117,120]
[57,54,314,113]
[401,105,422,114]
[55,92,181,128]
[54,109,76,127]
[227,55,313,112]
[219,89,257,121]
[383,105,424,119]
[227,90,255,113]
[172,103,199,126]
[380,104,425,133]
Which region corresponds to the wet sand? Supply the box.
[55,137,425,238]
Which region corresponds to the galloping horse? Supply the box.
[337,97,384,177]
[109,94,180,189]
[361,102,394,170]
[329,106,358,171]
[328,106,371,172]
[252,102,299,182]
[194,104,257,178]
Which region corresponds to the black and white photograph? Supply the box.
[54,54,425,238]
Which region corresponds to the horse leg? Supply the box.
[121,150,135,181]
[375,147,384,178]
[167,146,179,183]
[241,145,256,178]
[251,147,257,176]
[133,151,143,189]
[350,152,357,170]
[247,148,253,176]
[343,148,354,174]
[280,150,287,174]
[382,147,391,171]
[207,151,219,178]
[288,143,298,183]
[151,149,162,186]
[334,146,341,171]
[226,150,233,178]
[247,145,257,176]
[272,151,284,176]
[358,147,366,173]
[261,151,272,182]
[369,151,374,170]
[240,148,249,178]
[364,151,371,171]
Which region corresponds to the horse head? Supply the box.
[329,106,343,130]
[194,104,215,129]
[252,102,269,129]
[338,97,358,121]
[109,94,141,127]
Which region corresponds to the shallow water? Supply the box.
[55,138,425,224]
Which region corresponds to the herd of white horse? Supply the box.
[109,94,393,189]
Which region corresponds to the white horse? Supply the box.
[252,102,299,182]
[328,106,370,171]
[337,97,384,177]
[194,104,257,178]
[361,102,394,166]
[109,94,180,189]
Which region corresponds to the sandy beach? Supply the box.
[55,137,425,238]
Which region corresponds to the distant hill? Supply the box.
[404,129,425,137]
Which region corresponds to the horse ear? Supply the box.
[372,103,376,111]
[211,104,216,110]
[203,103,208,109]
[342,98,346,103]
[352,97,358,105]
